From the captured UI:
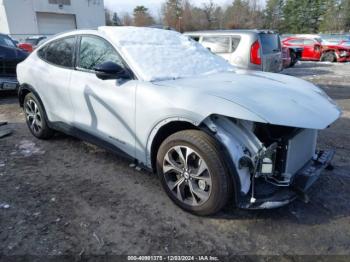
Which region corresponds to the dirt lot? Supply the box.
[0,61,350,259]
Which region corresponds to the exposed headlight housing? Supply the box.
[339,50,349,57]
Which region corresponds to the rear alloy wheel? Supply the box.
[321,52,336,62]
[157,130,232,216]
[24,93,54,139]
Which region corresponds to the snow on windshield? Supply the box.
[99,26,234,82]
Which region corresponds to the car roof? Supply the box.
[184,29,277,36]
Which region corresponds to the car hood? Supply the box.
[154,70,341,129]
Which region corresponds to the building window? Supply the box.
[48,0,71,5]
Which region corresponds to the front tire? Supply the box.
[321,52,336,62]
[24,93,54,139]
[156,130,232,216]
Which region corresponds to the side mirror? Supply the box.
[94,61,130,80]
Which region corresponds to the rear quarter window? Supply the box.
[231,36,241,53]
[259,34,281,54]
[38,37,76,68]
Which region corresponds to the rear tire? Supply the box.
[321,52,336,62]
[290,50,297,67]
[156,130,232,216]
[23,93,54,139]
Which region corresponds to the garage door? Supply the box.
[37,12,77,35]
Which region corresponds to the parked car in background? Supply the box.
[17,27,340,215]
[0,33,28,91]
[184,30,283,73]
[18,42,34,53]
[282,46,303,68]
[322,41,350,62]
[283,35,350,62]
[338,40,350,47]
[282,47,291,68]
[24,36,47,49]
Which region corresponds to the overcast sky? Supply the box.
[104,0,239,16]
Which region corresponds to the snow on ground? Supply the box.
[99,26,234,82]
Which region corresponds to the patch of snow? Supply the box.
[16,140,45,157]
[0,203,10,209]
[99,26,234,82]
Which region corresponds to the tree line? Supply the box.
[105,0,350,34]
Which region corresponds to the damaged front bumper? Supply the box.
[239,150,335,209]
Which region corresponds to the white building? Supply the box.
[0,0,105,40]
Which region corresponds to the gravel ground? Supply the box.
[0,61,349,259]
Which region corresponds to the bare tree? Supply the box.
[121,12,133,26]
[105,8,113,26]
[162,0,183,31]
[202,0,217,29]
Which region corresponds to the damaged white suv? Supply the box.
[17,27,341,215]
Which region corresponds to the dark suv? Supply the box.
[0,33,28,91]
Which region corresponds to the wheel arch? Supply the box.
[18,84,42,107]
[148,118,200,173]
[18,83,52,128]
[147,115,250,207]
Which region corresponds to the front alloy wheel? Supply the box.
[157,130,232,216]
[163,145,212,206]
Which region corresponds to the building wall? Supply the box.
[0,0,10,34]
[1,0,105,39]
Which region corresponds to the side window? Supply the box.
[202,36,231,53]
[231,36,241,53]
[39,37,75,68]
[304,39,315,46]
[288,39,303,45]
[78,36,124,71]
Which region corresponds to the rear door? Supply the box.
[259,33,283,72]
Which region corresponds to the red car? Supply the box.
[283,36,350,62]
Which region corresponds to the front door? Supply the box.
[303,39,321,60]
[69,35,137,157]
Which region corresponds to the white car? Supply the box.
[17,27,341,215]
[184,30,283,73]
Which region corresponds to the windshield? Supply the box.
[0,35,16,48]
[259,34,281,54]
[99,27,234,82]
